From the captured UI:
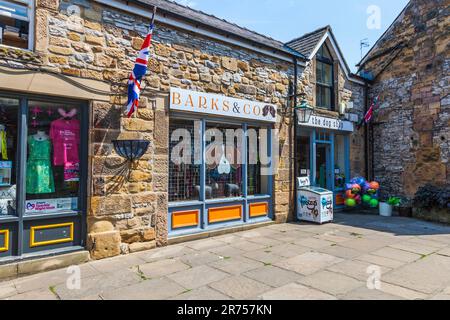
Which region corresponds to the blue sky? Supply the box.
[173,0,410,72]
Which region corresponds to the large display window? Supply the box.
[168,116,274,236]
[0,93,87,260]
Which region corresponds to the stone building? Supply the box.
[0,0,366,267]
[357,0,449,204]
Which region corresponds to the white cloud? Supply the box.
[173,0,197,8]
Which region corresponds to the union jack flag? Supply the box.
[126,24,154,118]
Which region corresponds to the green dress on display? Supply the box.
[26,136,55,194]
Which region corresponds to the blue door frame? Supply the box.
[305,129,350,210]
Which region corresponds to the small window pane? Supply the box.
[247,127,270,196]
[205,122,243,199]
[296,131,310,178]
[25,101,81,215]
[169,119,200,202]
[323,63,333,85]
[0,0,30,49]
[0,96,18,216]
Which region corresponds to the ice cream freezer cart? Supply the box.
[297,177,334,224]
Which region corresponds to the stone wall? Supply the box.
[360,0,449,203]
[0,0,366,259]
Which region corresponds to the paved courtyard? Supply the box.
[1,213,450,300]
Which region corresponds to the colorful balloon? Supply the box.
[363,182,371,192]
[369,199,379,208]
[362,194,372,203]
[355,177,366,186]
[369,181,380,190]
[345,190,356,199]
[351,184,361,194]
[345,198,357,207]
[345,183,353,190]
[355,195,362,204]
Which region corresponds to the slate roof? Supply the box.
[131,0,306,58]
[285,26,330,58]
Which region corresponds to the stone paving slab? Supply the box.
[167,265,229,290]
[2,213,450,300]
[242,266,304,288]
[259,283,337,300]
[381,254,450,294]
[371,247,422,263]
[342,286,403,300]
[298,270,363,296]
[208,256,264,275]
[170,286,231,300]
[209,275,272,299]
[101,277,186,300]
[274,252,344,276]
[135,258,191,279]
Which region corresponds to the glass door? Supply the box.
[315,143,332,190]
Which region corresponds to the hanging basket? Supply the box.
[112,140,150,161]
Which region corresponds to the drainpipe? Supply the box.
[364,82,370,180]
[293,57,299,221]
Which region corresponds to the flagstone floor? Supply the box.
[2,213,450,300]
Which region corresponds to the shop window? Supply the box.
[334,135,346,190]
[25,101,81,215]
[168,119,201,202]
[0,97,18,216]
[296,131,310,178]
[247,127,270,196]
[205,122,243,199]
[0,0,33,50]
[316,44,334,110]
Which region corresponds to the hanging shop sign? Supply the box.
[298,115,354,132]
[170,87,277,123]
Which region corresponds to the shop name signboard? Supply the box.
[299,115,354,132]
[170,87,277,123]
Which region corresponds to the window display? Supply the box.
[248,127,270,196]
[0,97,17,216]
[205,123,243,199]
[334,135,346,190]
[25,101,81,215]
[168,119,200,202]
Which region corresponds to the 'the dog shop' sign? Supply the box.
[170,87,277,123]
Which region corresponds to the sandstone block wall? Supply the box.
[0,0,366,259]
[361,0,449,203]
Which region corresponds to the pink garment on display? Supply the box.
[49,118,80,166]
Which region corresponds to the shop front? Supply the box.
[296,114,354,210]
[0,92,88,261]
[168,88,277,237]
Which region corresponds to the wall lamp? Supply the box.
[295,97,314,124]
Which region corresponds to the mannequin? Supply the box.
[34,130,49,141]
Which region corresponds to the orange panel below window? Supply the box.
[208,205,242,224]
[249,202,269,217]
[336,193,345,206]
[172,210,199,229]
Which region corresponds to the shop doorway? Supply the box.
[296,129,350,209]
[316,143,332,190]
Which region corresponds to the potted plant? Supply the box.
[379,196,401,217]
[397,196,412,217]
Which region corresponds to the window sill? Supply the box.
[0,43,33,54]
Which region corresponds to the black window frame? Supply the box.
[316,44,335,111]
